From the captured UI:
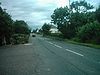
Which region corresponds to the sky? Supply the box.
[1,0,100,29]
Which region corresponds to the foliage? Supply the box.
[77,21,100,44]
[42,23,51,36]
[38,29,42,34]
[11,34,29,44]
[51,0,94,39]
[51,6,70,26]
[0,3,30,46]
[95,5,100,23]
[70,11,96,37]
[13,20,30,34]
[32,29,38,33]
[69,1,94,38]
[0,5,13,45]
[50,0,100,44]
[70,0,94,12]
[51,6,70,38]
[12,20,30,44]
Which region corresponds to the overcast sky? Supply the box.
[1,0,100,29]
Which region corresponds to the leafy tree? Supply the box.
[13,20,30,34]
[51,1,94,38]
[77,21,100,44]
[38,29,42,33]
[0,3,30,46]
[0,4,13,45]
[70,0,94,12]
[32,29,38,33]
[50,0,99,44]
[86,12,96,23]
[51,6,70,38]
[69,0,94,37]
[70,11,96,33]
[95,5,100,23]
[12,20,30,44]
[42,23,51,36]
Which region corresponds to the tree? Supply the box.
[13,20,30,34]
[95,5,100,23]
[42,23,51,36]
[0,3,31,46]
[51,6,70,38]
[0,4,13,45]
[51,0,95,39]
[69,0,94,37]
[70,11,96,32]
[70,0,94,13]
[32,28,38,33]
[77,21,100,44]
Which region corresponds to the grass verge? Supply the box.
[42,34,100,49]
[65,39,100,49]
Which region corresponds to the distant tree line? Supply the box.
[50,0,100,44]
[0,3,30,46]
[42,23,51,36]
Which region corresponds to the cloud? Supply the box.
[1,0,100,29]
[1,0,58,29]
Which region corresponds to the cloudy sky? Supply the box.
[1,0,100,29]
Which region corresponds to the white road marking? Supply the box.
[47,41,62,48]
[47,41,84,57]
[47,42,54,45]
[54,44,62,48]
[24,43,32,45]
[65,49,84,57]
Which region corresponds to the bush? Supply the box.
[95,5,100,23]
[11,34,29,44]
[77,21,100,44]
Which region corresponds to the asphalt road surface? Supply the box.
[0,35,100,75]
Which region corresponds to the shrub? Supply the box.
[11,34,29,44]
[77,21,100,44]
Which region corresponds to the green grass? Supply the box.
[43,34,100,49]
[65,39,100,49]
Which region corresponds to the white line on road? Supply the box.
[47,42,54,45]
[54,44,62,48]
[65,49,84,57]
[47,41,84,57]
[47,41,62,48]
[24,43,32,46]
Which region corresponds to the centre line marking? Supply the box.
[24,43,32,46]
[48,42,54,45]
[65,49,84,57]
[47,42,62,48]
[54,44,62,48]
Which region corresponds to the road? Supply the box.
[0,35,100,75]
